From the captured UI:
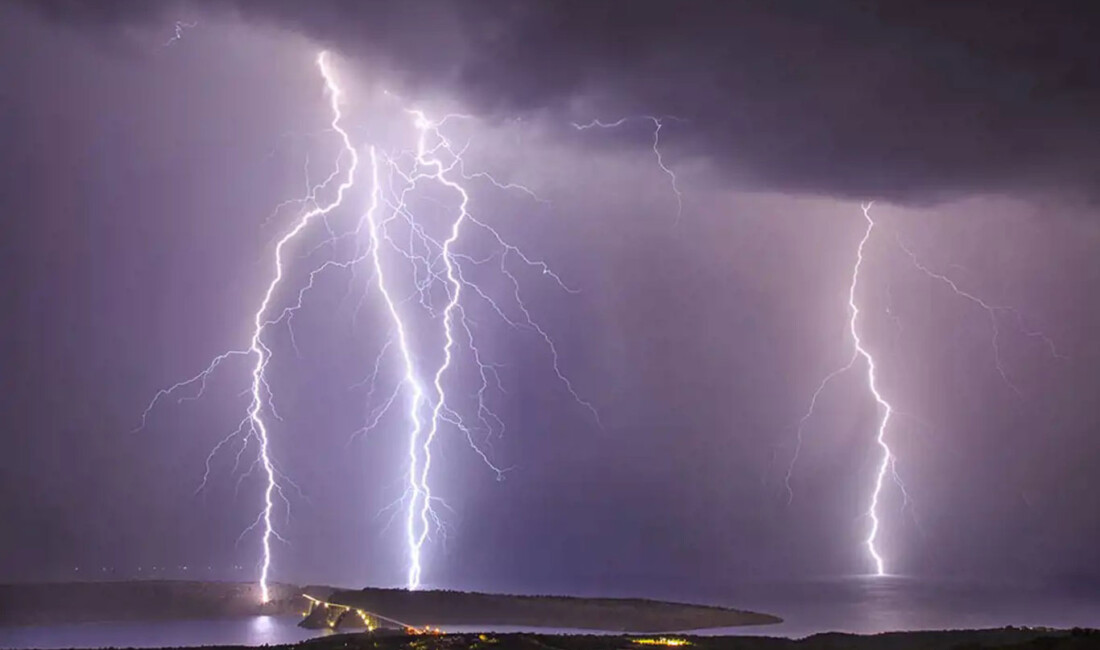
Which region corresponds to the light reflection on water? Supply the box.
[0,579,1096,648]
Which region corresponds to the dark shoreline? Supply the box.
[0,581,778,631]
[6,629,1090,650]
[301,629,1099,650]
[310,586,780,631]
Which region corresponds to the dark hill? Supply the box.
[322,587,780,632]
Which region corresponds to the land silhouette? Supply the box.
[0,581,776,631]
[2,581,1095,650]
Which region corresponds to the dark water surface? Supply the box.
[0,617,322,649]
[0,578,1097,648]
[698,576,1100,638]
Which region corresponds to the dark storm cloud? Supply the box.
[24,0,1100,202]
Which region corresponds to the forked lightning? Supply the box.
[140,52,358,602]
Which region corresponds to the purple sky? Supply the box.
[2,1,1099,596]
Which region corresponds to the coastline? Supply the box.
[0,581,778,631]
[1,629,1086,650]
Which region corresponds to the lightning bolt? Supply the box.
[787,204,1066,575]
[239,51,359,603]
[572,116,683,220]
[249,51,361,603]
[849,202,894,577]
[390,111,518,589]
[783,352,858,505]
[895,236,1065,394]
[164,20,197,47]
[404,109,469,591]
[234,50,358,607]
[785,203,895,573]
[355,108,598,589]
[138,51,356,603]
[358,143,433,591]
[144,51,598,596]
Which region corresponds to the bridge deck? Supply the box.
[301,594,438,634]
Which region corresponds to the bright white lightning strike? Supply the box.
[139,51,356,604]
[241,51,359,604]
[359,144,432,592]
[849,202,894,577]
[386,109,518,590]
[786,203,896,574]
[410,109,469,591]
[146,51,597,595]
[786,204,1066,576]
[359,108,597,589]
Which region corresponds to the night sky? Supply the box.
[2,0,1100,598]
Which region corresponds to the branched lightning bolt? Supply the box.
[358,109,598,589]
[393,110,518,590]
[783,352,858,504]
[850,202,893,577]
[787,206,1065,575]
[786,203,895,573]
[138,52,356,603]
[572,116,683,220]
[411,109,470,591]
[164,20,197,47]
[146,52,598,596]
[895,236,1065,394]
[357,145,432,591]
[135,350,251,433]
[140,41,1071,596]
[247,51,359,603]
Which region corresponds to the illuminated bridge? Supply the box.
[299,594,434,633]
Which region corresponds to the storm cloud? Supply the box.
[26,0,1100,202]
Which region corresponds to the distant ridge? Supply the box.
[318,586,781,632]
